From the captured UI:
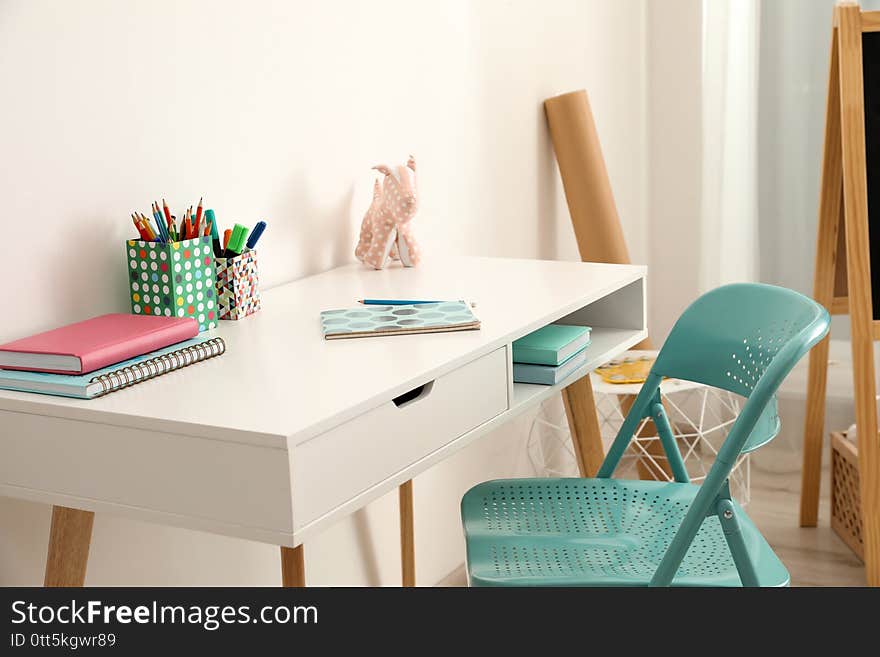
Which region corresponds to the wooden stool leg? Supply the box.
[399,480,415,587]
[44,506,94,587]
[562,375,605,477]
[280,545,305,587]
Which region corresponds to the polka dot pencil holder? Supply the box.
[215,250,261,320]
[126,237,218,332]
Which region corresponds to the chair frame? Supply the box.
[595,301,829,586]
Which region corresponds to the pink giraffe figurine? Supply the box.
[355,155,422,269]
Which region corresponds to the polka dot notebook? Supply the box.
[127,236,218,332]
[320,301,480,339]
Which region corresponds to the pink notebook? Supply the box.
[0,314,199,374]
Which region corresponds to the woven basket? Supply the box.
[830,431,864,560]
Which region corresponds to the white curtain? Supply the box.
[701,0,761,290]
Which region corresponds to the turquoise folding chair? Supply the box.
[461,283,829,586]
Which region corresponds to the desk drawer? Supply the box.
[291,346,508,529]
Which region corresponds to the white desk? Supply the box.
[0,256,646,586]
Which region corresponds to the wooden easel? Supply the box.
[799,2,880,587]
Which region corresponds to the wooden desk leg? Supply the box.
[280,545,306,587]
[44,506,94,587]
[562,376,605,477]
[399,480,415,587]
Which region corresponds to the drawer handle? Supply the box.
[392,381,435,408]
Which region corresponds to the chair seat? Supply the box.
[461,478,789,587]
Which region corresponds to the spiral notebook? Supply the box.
[321,301,480,339]
[0,337,225,399]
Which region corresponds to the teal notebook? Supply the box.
[512,324,591,366]
[321,301,480,339]
[513,344,590,385]
[0,337,225,399]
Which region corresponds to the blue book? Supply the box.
[0,337,225,399]
[512,344,590,385]
[512,324,591,366]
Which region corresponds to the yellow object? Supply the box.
[595,356,655,385]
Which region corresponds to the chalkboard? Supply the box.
[863,31,880,318]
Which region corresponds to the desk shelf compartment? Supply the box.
[510,277,647,412]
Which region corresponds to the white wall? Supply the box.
[646,0,702,341]
[0,0,647,585]
[757,0,835,299]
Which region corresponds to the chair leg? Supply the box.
[717,499,759,587]
[562,376,605,477]
[280,545,306,587]
[651,402,690,483]
[399,480,415,587]
[44,506,94,587]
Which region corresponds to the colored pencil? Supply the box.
[194,197,203,236]
[157,205,169,242]
[135,213,147,239]
[151,203,167,242]
[143,213,159,241]
[139,213,157,240]
[161,199,175,240]
[132,214,150,240]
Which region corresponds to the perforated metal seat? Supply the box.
[462,283,830,587]
[461,478,788,587]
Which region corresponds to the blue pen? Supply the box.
[245,220,267,250]
[358,299,444,305]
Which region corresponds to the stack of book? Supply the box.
[0,314,225,399]
[512,324,592,385]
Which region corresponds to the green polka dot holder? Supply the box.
[126,237,218,332]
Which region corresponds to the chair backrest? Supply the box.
[651,283,829,453]
[597,283,829,585]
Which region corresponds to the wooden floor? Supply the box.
[441,442,865,587]
[746,445,864,586]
